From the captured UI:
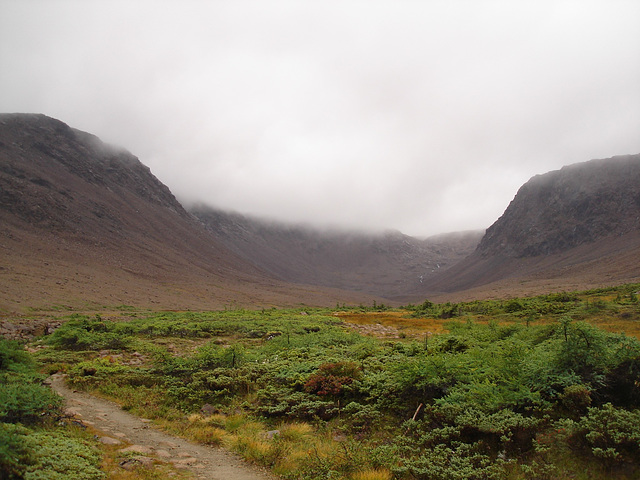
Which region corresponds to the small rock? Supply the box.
[200,403,219,416]
[120,445,154,455]
[98,436,122,445]
[333,433,348,442]
[264,430,280,440]
[159,441,179,448]
[133,456,155,468]
[155,449,171,458]
[119,456,154,470]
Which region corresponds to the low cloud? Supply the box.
[1,1,639,236]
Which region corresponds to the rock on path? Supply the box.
[49,374,277,480]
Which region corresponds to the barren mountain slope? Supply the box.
[0,114,375,312]
[191,205,483,299]
[478,154,640,257]
[415,154,640,301]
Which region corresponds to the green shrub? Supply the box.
[574,403,640,463]
[0,340,62,425]
[22,429,104,479]
[0,423,30,479]
[395,441,508,480]
[0,381,62,424]
[0,339,33,374]
[560,384,592,416]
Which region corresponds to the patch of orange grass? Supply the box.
[521,314,640,341]
[575,315,640,341]
[337,310,640,341]
[336,310,448,337]
[351,468,393,480]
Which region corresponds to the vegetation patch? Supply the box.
[4,283,640,479]
[0,338,104,479]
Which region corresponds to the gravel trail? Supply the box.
[49,374,277,480]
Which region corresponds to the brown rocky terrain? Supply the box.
[0,114,377,313]
[416,154,640,302]
[190,205,482,299]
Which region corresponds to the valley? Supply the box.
[1,114,640,479]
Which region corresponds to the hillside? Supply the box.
[190,205,482,299]
[3,114,637,310]
[0,114,376,312]
[478,155,640,257]
[417,154,640,301]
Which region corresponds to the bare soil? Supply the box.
[48,374,277,480]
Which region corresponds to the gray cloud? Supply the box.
[2,0,639,236]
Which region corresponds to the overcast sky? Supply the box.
[1,1,639,236]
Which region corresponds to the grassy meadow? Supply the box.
[2,283,640,479]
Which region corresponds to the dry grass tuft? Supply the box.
[227,436,274,464]
[278,421,314,442]
[350,468,393,480]
[184,424,226,446]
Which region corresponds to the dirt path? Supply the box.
[48,374,277,480]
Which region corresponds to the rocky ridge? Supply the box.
[418,154,640,300]
[478,155,640,258]
[0,114,377,312]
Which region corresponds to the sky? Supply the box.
[1,1,639,237]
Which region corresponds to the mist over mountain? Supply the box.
[191,205,482,299]
[0,114,377,312]
[418,154,640,300]
[2,113,638,311]
[0,113,188,232]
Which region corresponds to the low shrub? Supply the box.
[22,429,104,480]
[573,403,640,463]
[0,381,62,424]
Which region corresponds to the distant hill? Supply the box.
[417,154,640,301]
[0,114,376,312]
[190,205,482,299]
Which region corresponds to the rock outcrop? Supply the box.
[418,154,640,300]
[478,155,640,257]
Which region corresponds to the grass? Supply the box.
[351,469,393,480]
[337,311,448,339]
[19,282,640,479]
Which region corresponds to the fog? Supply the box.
[1,1,639,236]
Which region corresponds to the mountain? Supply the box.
[5,114,635,311]
[190,205,482,299]
[0,114,376,312]
[418,154,640,301]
